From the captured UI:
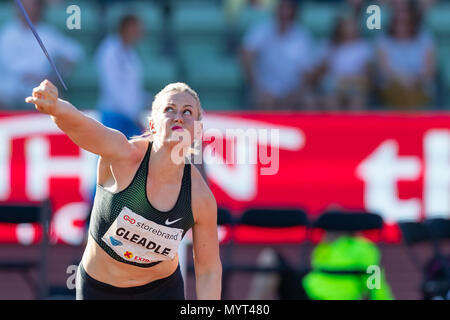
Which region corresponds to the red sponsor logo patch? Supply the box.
[123,215,136,224]
[134,256,151,263]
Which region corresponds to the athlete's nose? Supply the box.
[173,112,184,124]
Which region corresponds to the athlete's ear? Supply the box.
[149,119,156,133]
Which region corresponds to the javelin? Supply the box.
[14,0,68,91]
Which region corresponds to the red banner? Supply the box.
[1,111,450,244]
[0,112,97,245]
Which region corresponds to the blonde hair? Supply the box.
[131,82,204,143]
[152,82,204,121]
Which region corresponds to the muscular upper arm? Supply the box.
[51,100,140,162]
[191,172,221,275]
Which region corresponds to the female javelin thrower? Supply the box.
[25,79,222,300]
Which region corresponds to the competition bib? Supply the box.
[101,207,184,264]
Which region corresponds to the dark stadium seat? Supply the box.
[398,218,450,262]
[232,207,310,263]
[187,207,309,298]
[426,218,450,241]
[239,208,310,229]
[313,210,384,232]
[199,208,309,299]
[398,218,450,299]
[399,218,450,261]
[217,207,234,227]
[398,221,431,246]
[0,200,52,299]
[233,208,310,244]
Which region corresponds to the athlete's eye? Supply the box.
[183,109,193,116]
[165,106,174,112]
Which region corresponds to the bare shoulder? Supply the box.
[121,138,148,163]
[97,139,149,185]
[99,139,146,166]
[190,165,217,224]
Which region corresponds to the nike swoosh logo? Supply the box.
[165,217,183,225]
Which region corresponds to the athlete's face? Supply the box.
[151,91,201,148]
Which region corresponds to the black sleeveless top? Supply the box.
[88,141,195,268]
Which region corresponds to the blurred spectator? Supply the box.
[346,0,365,17]
[248,231,394,300]
[417,0,437,12]
[317,15,373,110]
[240,0,317,110]
[376,0,436,110]
[0,0,83,109]
[381,0,436,12]
[95,14,149,139]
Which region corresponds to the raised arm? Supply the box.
[25,79,138,161]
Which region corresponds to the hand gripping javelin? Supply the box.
[14,0,68,91]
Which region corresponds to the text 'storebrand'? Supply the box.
[101,207,183,263]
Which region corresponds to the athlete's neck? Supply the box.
[150,140,186,182]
